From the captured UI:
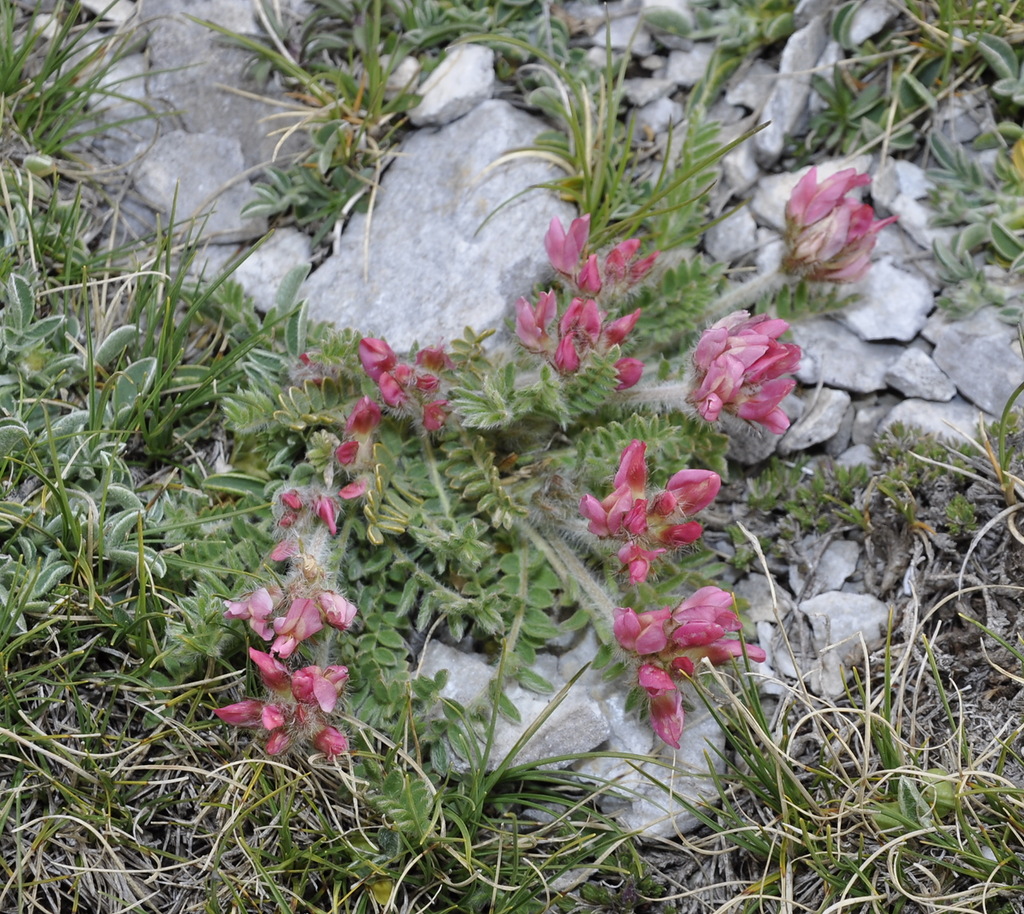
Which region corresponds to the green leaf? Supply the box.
[0,417,29,453]
[104,484,144,512]
[831,1,860,49]
[277,263,311,314]
[3,271,35,329]
[990,220,1024,261]
[104,510,144,549]
[641,7,691,38]
[284,298,307,356]
[31,560,71,598]
[111,357,158,418]
[94,324,140,368]
[202,473,269,497]
[515,667,554,694]
[976,33,1020,83]
[897,775,930,826]
[898,71,936,110]
[50,409,89,438]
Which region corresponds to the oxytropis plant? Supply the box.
[215,165,894,756]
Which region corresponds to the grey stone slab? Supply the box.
[132,129,266,241]
[302,100,575,352]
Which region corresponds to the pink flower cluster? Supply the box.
[218,480,362,758]
[516,293,644,389]
[579,440,720,584]
[334,395,381,472]
[782,167,898,283]
[614,587,766,748]
[215,648,350,759]
[545,214,659,299]
[224,583,357,659]
[359,338,452,432]
[689,311,801,434]
[514,213,659,390]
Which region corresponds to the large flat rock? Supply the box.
[302,99,575,351]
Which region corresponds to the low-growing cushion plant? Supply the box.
[3,1,1024,913]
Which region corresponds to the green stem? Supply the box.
[517,519,617,643]
[421,435,452,517]
[615,380,697,414]
[705,269,787,322]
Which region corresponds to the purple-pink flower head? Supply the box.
[783,167,897,283]
[579,439,720,583]
[271,597,324,658]
[318,590,358,631]
[359,337,398,382]
[669,587,767,667]
[690,311,800,433]
[249,648,292,694]
[617,542,666,585]
[345,396,382,437]
[613,606,672,654]
[290,664,349,713]
[545,214,591,276]
[223,588,275,641]
[614,357,644,390]
[638,668,685,749]
[515,291,558,353]
[313,725,350,760]
[614,439,648,499]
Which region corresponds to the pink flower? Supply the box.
[338,479,368,500]
[703,639,766,666]
[280,490,303,511]
[656,521,705,547]
[515,291,558,353]
[614,606,672,654]
[214,699,266,727]
[335,440,359,465]
[559,297,602,348]
[223,588,275,640]
[359,338,398,382]
[265,729,292,755]
[313,726,349,759]
[605,239,659,287]
[736,378,798,435]
[601,309,641,349]
[261,703,287,730]
[670,587,767,668]
[641,672,685,749]
[637,662,675,693]
[345,396,382,437]
[664,469,722,516]
[553,335,581,373]
[291,664,349,712]
[271,597,323,657]
[673,586,738,625]
[614,357,644,390]
[269,540,298,562]
[545,214,591,275]
[576,254,603,294]
[617,542,666,585]
[312,494,338,535]
[249,648,291,693]
[415,345,454,373]
[422,399,449,432]
[377,371,409,408]
[614,439,648,499]
[690,311,800,433]
[579,486,633,538]
[318,590,358,631]
[579,440,719,582]
[783,167,898,283]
